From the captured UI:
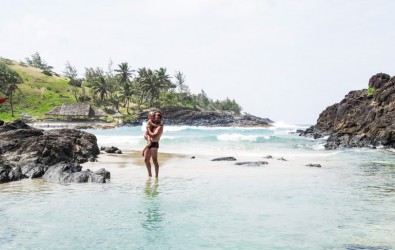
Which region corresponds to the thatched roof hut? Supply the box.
[90,107,108,117]
[46,103,107,119]
[45,106,62,116]
[60,103,91,116]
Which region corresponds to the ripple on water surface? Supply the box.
[1,128,395,249]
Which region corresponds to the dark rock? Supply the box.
[277,157,287,161]
[42,162,108,183]
[343,244,390,250]
[263,155,273,159]
[21,163,47,178]
[8,166,23,181]
[0,120,4,126]
[0,122,100,167]
[123,106,273,127]
[0,160,13,183]
[0,119,31,132]
[0,120,103,183]
[212,157,237,161]
[103,146,120,154]
[301,73,395,150]
[306,164,322,168]
[299,126,328,139]
[88,156,97,162]
[191,156,195,159]
[123,120,141,126]
[94,168,111,179]
[368,73,391,89]
[235,161,268,166]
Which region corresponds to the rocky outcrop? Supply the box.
[42,163,110,183]
[124,106,273,127]
[0,120,106,184]
[300,73,395,149]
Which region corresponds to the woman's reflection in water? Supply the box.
[145,178,159,198]
[141,178,163,232]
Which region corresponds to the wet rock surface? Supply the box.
[300,73,395,149]
[235,161,268,166]
[42,162,110,183]
[0,120,106,184]
[101,146,122,154]
[306,164,322,168]
[211,157,237,161]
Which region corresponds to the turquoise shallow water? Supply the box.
[1,123,395,249]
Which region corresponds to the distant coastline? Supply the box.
[27,107,273,130]
[1,57,249,124]
[124,106,273,128]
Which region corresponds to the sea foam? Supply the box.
[217,133,270,142]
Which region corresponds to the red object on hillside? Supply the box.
[0,97,8,103]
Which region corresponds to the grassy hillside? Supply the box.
[0,60,77,121]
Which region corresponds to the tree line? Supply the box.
[1,53,242,117]
[66,59,242,115]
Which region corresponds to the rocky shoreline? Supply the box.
[124,106,273,127]
[0,120,110,184]
[300,73,395,150]
[26,107,272,130]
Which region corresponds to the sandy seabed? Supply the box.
[0,148,320,192]
[82,149,315,184]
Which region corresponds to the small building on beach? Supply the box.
[45,103,107,120]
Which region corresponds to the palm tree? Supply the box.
[84,67,110,104]
[156,68,176,107]
[133,69,148,111]
[115,63,134,114]
[143,69,161,107]
[156,68,174,88]
[134,67,176,109]
[115,62,133,85]
[91,76,108,102]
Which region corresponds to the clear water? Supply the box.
[1,122,395,249]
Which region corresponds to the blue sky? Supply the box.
[1,0,395,124]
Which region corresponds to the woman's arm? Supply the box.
[147,124,163,138]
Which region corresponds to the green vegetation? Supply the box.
[0,57,74,121]
[0,54,243,121]
[367,87,376,96]
[25,52,53,71]
[0,61,23,117]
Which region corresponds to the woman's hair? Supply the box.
[155,111,162,119]
[148,111,155,119]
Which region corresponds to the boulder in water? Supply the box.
[42,162,109,183]
[0,120,103,184]
[235,161,268,167]
[212,157,237,161]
